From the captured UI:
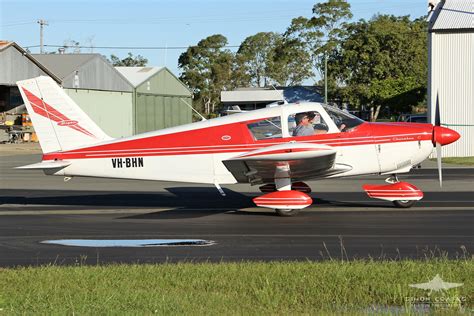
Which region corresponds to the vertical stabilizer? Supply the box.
[16,76,112,153]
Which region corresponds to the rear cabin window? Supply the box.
[247,116,282,140]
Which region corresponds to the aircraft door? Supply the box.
[212,121,251,184]
[322,106,381,175]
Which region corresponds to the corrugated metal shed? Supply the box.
[32,54,133,92]
[428,0,474,157]
[429,0,474,31]
[64,89,134,138]
[117,66,192,133]
[429,33,474,157]
[29,53,136,137]
[0,41,60,85]
[115,67,164,87]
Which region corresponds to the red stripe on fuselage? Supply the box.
[42,121,433,161]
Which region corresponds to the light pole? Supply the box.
[324,52,328,104]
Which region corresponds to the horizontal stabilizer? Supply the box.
[16,160,71,170]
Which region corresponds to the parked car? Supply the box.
[398,114,428,123]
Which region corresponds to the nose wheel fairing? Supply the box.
[253,165,313,216]
[362,181,423,207]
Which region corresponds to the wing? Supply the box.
[223,142,352,184]
[409,283,431,290]
[443,282,463,289]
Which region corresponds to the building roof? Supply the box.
[30,53,133,91]
[0,41,61,83]
[0,40,11,50]
[429,0,474,31]
[221,89,284,103]
[115,66,164,87]
[31,54,98,79]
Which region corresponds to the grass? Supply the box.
[430,156,474,166]
[0,258,472,314]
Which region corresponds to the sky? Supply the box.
[0,0,427,81]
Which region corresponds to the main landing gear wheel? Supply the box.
[275,209,301,217]
[392,200,416,208]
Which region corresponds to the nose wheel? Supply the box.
[274,208,301,217]
[392,200,416,208]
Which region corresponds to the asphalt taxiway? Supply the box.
[0,153,473,266]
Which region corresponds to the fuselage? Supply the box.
[41,103,435,184]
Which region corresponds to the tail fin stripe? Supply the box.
[24,92,64,122]
[24,88,68,122]
[17,76,112,153]
[70,125,96,138]
[30,100,64,122]
[22,87,96,139]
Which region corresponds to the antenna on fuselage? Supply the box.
[180,98,207,121]
[268,83,287,105]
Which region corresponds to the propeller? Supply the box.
[435,94,442,187]
[432,94,461,188]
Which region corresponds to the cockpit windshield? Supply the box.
[323,105,364,132]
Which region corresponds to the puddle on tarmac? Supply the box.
[41,239,215,247]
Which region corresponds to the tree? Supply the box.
[236,32,280,87]
[178,34,234,115]
[269,36,314,86]
[235,31,313,87]
[284,16,322,83]
[285,0,352,82]
[109,53,148,67]
[329,15,427,120]
[311,0,353,47]
[312,0,353,103]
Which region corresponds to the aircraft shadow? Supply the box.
[0,187,380,219]
[1,188,467,219]
[0,187,250,209]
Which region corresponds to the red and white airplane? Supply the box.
[16,76,460,216]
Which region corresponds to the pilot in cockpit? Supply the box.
[292,112,315,137]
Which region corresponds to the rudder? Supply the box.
[16,76,112,153]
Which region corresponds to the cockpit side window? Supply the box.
[323,105,364,132]
[288,111,328,137]
[247,116,282,140]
